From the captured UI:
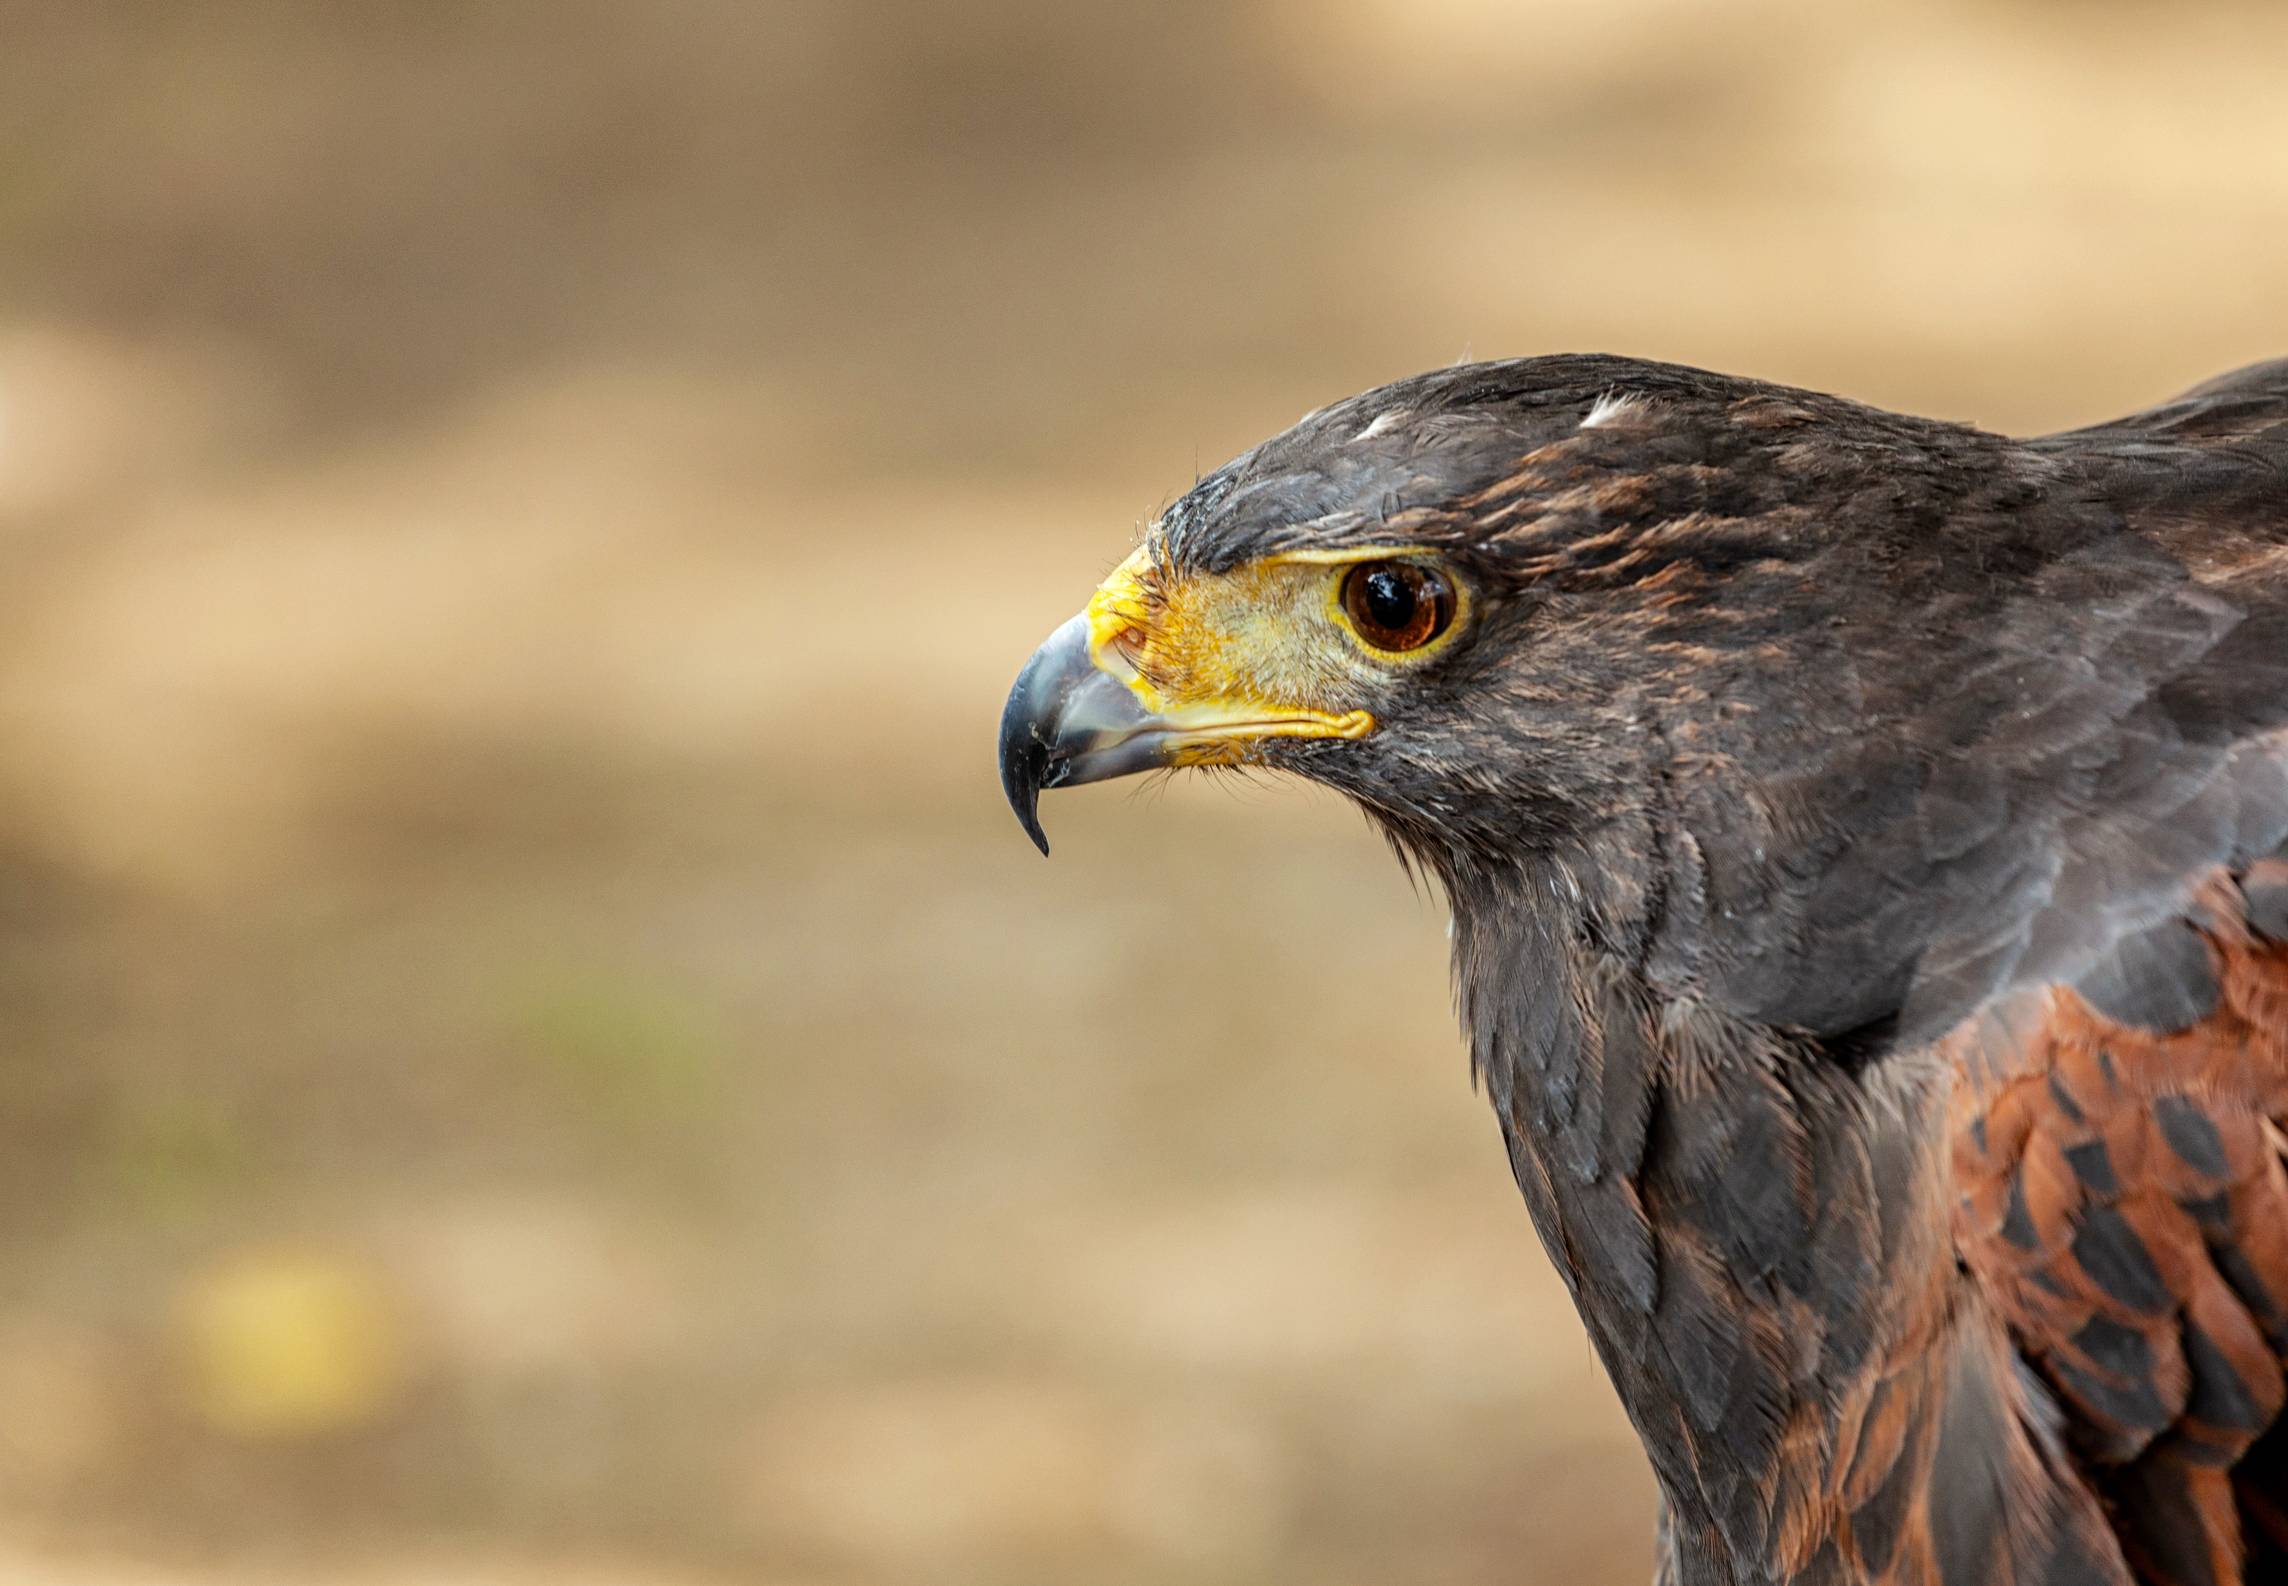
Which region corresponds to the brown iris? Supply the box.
[1341,560,1455,653]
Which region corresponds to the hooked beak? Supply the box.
[997,596,1375,856]
[996,614,1167,855]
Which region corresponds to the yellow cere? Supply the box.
[1075,543,1472,762]
[1083,546,1159,680]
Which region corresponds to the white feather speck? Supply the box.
[1580,391,1646,429]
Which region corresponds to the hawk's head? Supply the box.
[1001,355,2017,896]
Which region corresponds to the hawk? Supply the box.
[998,355,2288,1586]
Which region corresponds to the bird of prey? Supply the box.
[998,355,2288,1586]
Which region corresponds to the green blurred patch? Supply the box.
[508,966,729,1133]
[110,1095,264,1219]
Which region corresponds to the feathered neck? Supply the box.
[1441,866,2107,1585]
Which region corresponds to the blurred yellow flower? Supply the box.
[172,1249,408,1439]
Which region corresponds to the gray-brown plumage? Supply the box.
[998,354,2288,1586]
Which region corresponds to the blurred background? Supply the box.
[0,1,2285,1581]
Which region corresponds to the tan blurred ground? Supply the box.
[0,2,2286,1582]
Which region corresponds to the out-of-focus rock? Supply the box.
[0,324,276,524]
[383,1195,698,1378]
[1044,1183,1556,1396]
[736,1372,1296,1573]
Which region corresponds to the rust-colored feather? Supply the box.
[1950,868,2288,1586]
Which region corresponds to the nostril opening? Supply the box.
[1105,623,1148,676]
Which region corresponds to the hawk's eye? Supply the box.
[1341,560,1454,653]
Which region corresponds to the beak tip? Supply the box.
[1008,763,1052,856]
[998,681,1056,857]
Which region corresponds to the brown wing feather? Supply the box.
[1952,862,2288,1586]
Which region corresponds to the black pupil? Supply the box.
[1362,567,1418,633]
